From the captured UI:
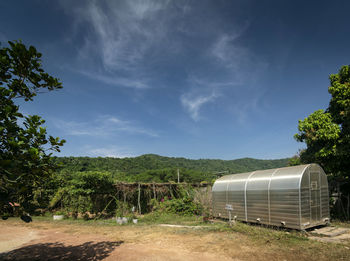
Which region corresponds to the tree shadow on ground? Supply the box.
[0,240,123,260]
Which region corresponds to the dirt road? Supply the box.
[0,219,349,260]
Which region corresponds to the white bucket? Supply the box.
[53,215,64,220]
[116,217,123,225]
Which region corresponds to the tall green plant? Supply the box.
[157,186,203,216]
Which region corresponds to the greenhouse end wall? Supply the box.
[212,164,330,230]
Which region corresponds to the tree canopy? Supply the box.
[53,154,289,183]
[0,41,65,216]
[295,65,350,180]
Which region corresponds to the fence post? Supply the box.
[138,183,141,214]
[153,183,156,200]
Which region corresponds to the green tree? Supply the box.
[294,65,350,179]
[288,153,302,166]
[0,41,65,218]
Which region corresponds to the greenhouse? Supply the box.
[212,164,330,230]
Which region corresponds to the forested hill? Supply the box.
[54,154,290,183]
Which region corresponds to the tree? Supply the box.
[295,65,350,219]
[294,65,350,179]
[288,153,302,166]
[0,41,65,218]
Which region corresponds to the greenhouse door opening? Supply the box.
[310,171,321,223]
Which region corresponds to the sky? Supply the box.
[1,0,349,160]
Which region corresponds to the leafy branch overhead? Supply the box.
[295,65,350,179]
[0,41,65,216]
[0,41,62,100]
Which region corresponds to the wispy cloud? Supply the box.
[60,0,176,89]
[211,34,249,73]
[181,28,267,122]
[78,70,148,89]
[60,1,267,122]
[86,146,134,158]
[104,116,158,137]
[82,0,166,71]
[181,91,219,121]
[54,115,158,137]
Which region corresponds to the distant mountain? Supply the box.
[54,154,290,182]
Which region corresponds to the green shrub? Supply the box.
[158,196,203,215]
[53,210,66,216]
[140,212,202,225]
[115,200,130,217]
[153,186,203,216]
[48,171,115,217]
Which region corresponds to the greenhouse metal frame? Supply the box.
[212,164,330,230]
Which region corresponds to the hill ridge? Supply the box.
[54,154,290,183]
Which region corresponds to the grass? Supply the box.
[19,212,350,246]
[332,220,350,228]
[139,212,204,225]
[32,211,206,226]
[30,212,350,236]
[28,213,322,246]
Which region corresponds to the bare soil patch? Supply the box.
[0,219,349,260]
[0,225,40,253]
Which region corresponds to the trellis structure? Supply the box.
[51,182,212,218]
[114,182,211,214]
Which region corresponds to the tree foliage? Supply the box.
[49,171,115,218]
[295,65,350,179]
[0,41,65,216]
[53,154,289,183]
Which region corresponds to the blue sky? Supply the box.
[1,0,349,159]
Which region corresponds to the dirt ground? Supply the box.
[0,219,349,261]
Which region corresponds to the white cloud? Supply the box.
[181,91,219,121]
[54,114,158,137]
[87,146,134,158]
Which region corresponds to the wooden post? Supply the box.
[138,183,141,214]
[177,168,180,183]
[153,183,156,200]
